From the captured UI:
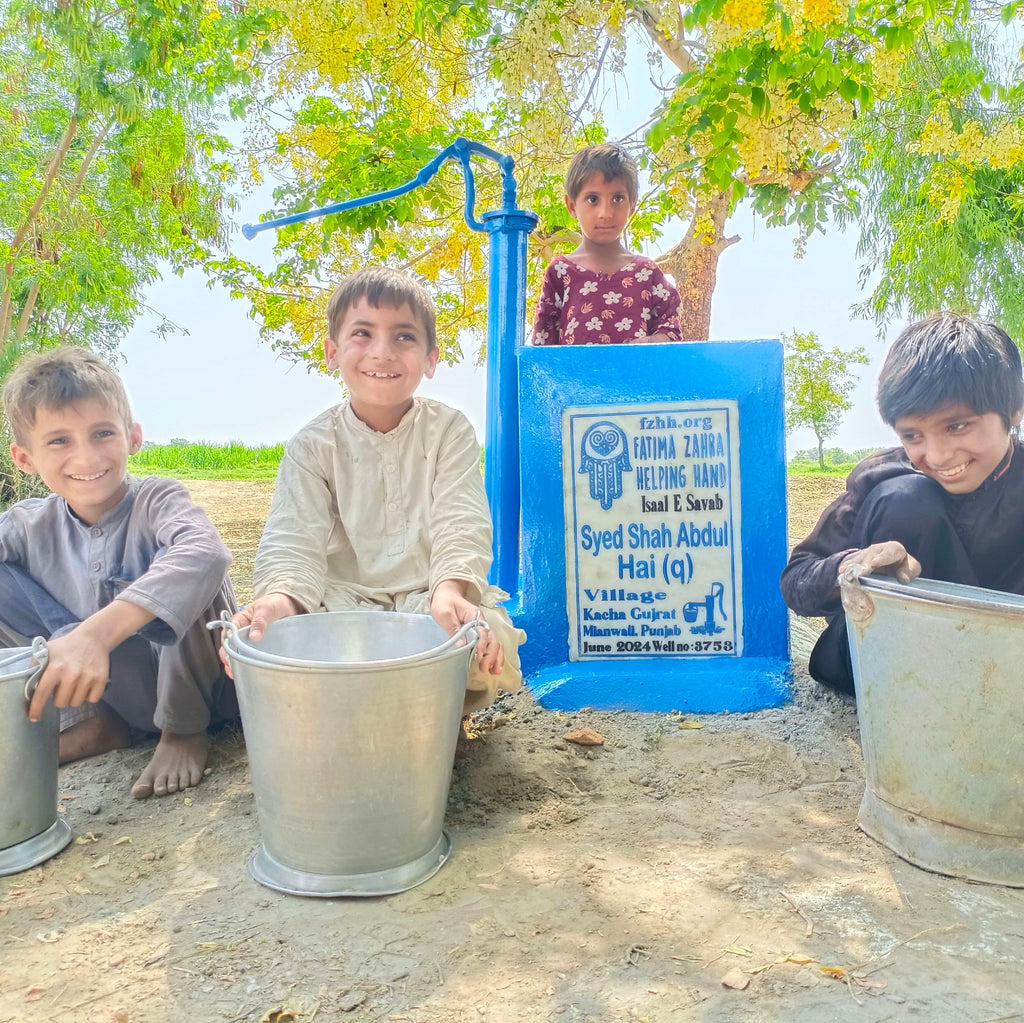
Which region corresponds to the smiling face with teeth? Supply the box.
[324,297,439,434]
[10,398,143,523]
[894,402,1021,494]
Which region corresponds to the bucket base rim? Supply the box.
[859,791,1024,889]
[0,817,73,877]
[247,830,453,897]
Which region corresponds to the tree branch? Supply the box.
[68,118,115,201]
[630,4,696,74]
[10,114,80,258]
[14,279,41,342]
[1,112,81,351]
[572,37,611,121]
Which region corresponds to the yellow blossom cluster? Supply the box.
[607,0,627,33]
[721,0,767,32]
[246,152,263,187]
[692,210,717,245]
[927,163,971,223]
[414,223,481,284]
[867,44,905,94]
[270,0,471,133]
[985,121,1024,169]
[499,0,602,113]
[913,109,1024,172]
[802,0,843,27]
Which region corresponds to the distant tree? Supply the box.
[841,8,1024,339]
[783,330,869,470]
[0,0,277,361]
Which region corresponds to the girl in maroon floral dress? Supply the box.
[532,144,683,346]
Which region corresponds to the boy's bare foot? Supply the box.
[132,731,210,800]
[59,704,131,765]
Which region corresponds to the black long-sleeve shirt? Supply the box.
[781,441,1024,620]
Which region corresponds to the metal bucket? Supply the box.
[0,640,73,876]
[216,611,478,897]
[841,570,1024,886]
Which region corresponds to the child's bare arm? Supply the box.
[430,579,503,676]
[27,599,155,721]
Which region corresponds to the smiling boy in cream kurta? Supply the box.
[228,267,524,712]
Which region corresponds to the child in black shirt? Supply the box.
[781,313,1024,693]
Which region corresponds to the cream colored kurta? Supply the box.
[254,398,523,711]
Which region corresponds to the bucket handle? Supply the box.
[208,611,485,669]
[0,636,51,703]
[0,636,49,700]
[427,616,487,657]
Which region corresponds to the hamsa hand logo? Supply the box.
[579,421,631,510]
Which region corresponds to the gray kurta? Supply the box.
[0,476,236,734]
[254,398,523,711]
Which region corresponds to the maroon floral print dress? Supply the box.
[532,255,683,346]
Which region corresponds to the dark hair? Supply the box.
[877,313,1024,429]
[326,267,437,352]
[565,144,639,205]
[2,345,133,445]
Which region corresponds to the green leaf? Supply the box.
[838,77,860,102]
[750,85,766,117]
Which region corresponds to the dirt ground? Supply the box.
[3,476,1023,1023]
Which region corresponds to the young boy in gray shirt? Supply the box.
[1,347,236,798]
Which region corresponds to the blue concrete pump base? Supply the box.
[527,657,792,713]
[511,340,792,713]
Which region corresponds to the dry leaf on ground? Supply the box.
[564,728,605,746]
[260,1010,298,1023]
[721,967,750,990]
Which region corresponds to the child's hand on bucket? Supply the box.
[27,629,109,721]
[28,599,154,720]
[219,592,305,678]
[838,542,921,586]
[430,580,504,676]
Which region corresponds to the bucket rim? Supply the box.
[0,646,34,683]
[0,818,73,877]
[223,611,479,673]
[856,575,1024,618]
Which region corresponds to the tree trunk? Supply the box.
[0,113,80,355]
[816,430,825,470]
[657,190,739,341]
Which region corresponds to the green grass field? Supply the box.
[125,442,854,481]
[128,442,285,480]
[786,461,855,477]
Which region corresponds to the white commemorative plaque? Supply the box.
[564,401,743,661]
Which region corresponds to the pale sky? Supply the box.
[118,205,897,456]
[118,42,900,457]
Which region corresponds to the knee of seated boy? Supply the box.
[860,473,948,536]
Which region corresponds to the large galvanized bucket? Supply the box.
[841,570,1024,887]
[0,640,73,876]
[216,611,478,897]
